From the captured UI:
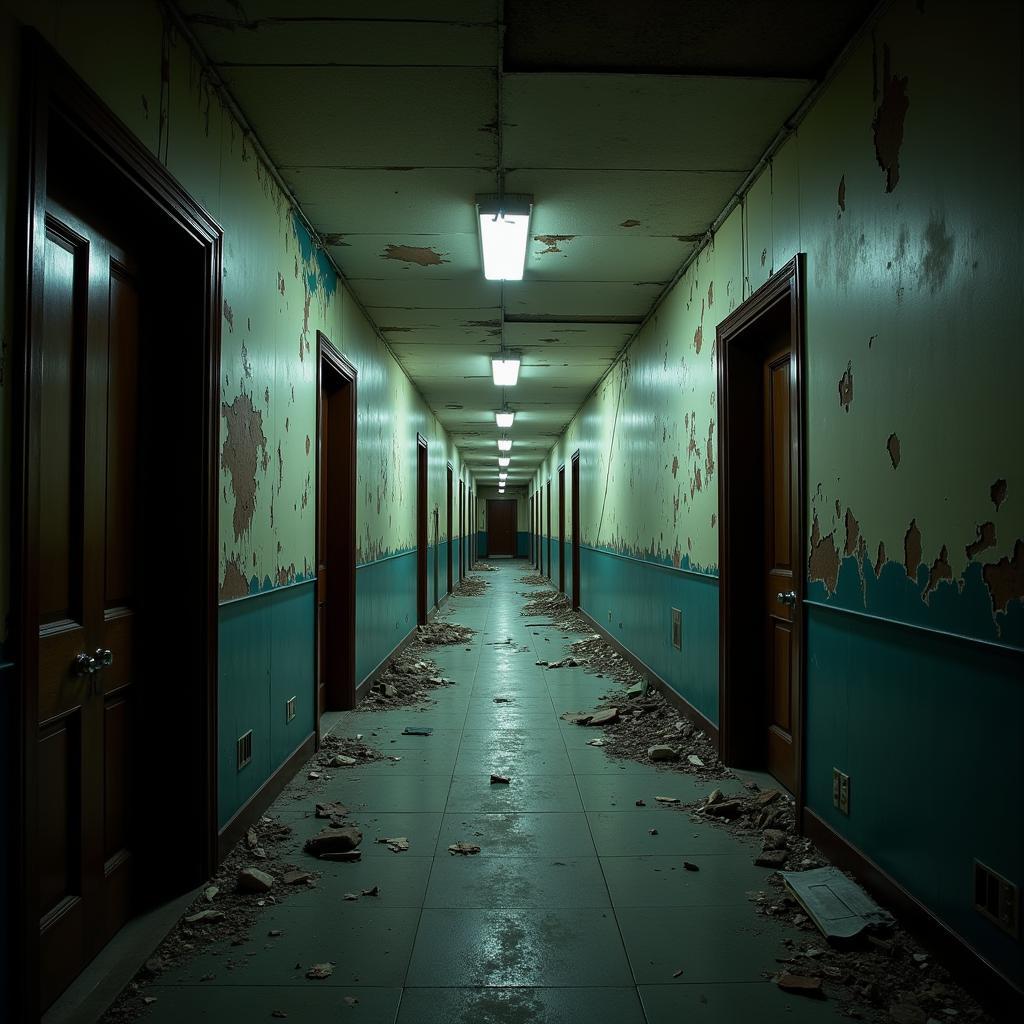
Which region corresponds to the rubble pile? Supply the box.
[453,573,490,596]
[520,589,589,631]
[408,620,475,648]
[565,633,646,683]
[517,571,549,585]
[358,651,455,709]
[473,561,498,572]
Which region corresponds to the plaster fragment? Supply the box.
[887,433,901,468]
[809,513,841,593]
[991,478,1007,511]
[220,556,249,601]
[874,541,886,577]
[872,45,910,192]
[693,324,702,354]
[705,421,715,482]
[381,244,449,267]
[533,234,575,255]
[321,233,350,247]
[966,522,996,560]
[835,499,842,520]
[923,545,952,600]
[221,392,267,541]
[241,342,252,378]
[904,519,922,580]
[707,282,714,307]
[838,361,854,412]
[620,219,640,228]
[983,540,1024,614]
[844,509,860,556]
[277,272,285,295]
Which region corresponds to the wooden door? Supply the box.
[416,436,428,624]
[446,464,453,593]
[558,466,566,592]
[36,203,140,1007]
[763,336,797,792]
[458,480,464,580]
[487,499,516,555]
[546,480,552,579]
[317,381,330,717]
[571,452,581,608]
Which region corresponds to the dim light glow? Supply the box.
[477,194,533,281]
[495,410,515,428]
[498,456,510,468]
[497,438,512,452]
[491,355,521,386]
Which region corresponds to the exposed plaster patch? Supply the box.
[671,455,679,478]
[991,478,1008,511]
[809,513,841,593]
[620,219,641,228]
[533,234,576,255]
[241,342,252,378]
[837,175,846,216]
[983,540,1024,613]
[707,282,714,307]
[923,545,952,600]
[305,434,311,456]
[321,233,350,247]
[693,324,703,354]
[872,44,910,193]
[220,556,249,601]
[966,522,996,560]
[835,499,842,520]
[887,432,901,468]
[874,541,886,577]
[277,272,285,295]
[904,519,922,579]
[838,361,854,412]
[844,508,860,556]
[705,421,715,483]
[223,300,234,332]
[760,248,767,267]
[381,244,449,267]
[221,392,267,541]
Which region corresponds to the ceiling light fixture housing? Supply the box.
[497,438,512,452]
[495,409,515,428]
[491,353,521,387]
[498,456,510,468]
[476,193,533,281]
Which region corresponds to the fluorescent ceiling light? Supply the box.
[495,410,515,428]
[491,354,521,387]
[498,456,510,468]
[497,438,512,452]
[499,472,507,480]
[476,194,533,281]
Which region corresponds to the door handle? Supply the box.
[777,591,798,607]
[73,652,98,676]
[94,648,114,669]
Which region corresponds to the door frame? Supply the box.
[557,464,566,592]
[446,463,453,593]
[571,451,581,609]
[12,32,222,1019]
[315,332,357,721]
[458,479,464,580]
[416,434,428,624]
[716,253,807,820]
[546,479,552,579]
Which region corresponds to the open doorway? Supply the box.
[316,334,357,721]
[558,465,566,592]
[13,36,220,1016]
[416,435,428,624]
[546,479,552,579]
[446,463,453,594]
[571,451,581,609]
[458,479,465,581]
[716,254,806,807]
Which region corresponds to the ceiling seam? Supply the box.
[530,0,896,484]
[160,0,481,483]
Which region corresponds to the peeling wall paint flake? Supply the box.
[381,244,449,267]
[838,361,854,411]
[982,540,1024,614]
[221,392,267,541]
[966,521,996,560]
[809,512,841,593]
[872,43,910,192]
[904,518,922,579]
[991,478,1008,511]
[887,432,901,468]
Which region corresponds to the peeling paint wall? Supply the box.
[533,0,1023,985]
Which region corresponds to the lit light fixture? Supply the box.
[491,353,521,387]
[499,472,508,480]
[497,438,512,452]
[476,193,533,281]
[495,409,515,428]
[498,456,510,468]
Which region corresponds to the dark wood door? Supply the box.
[571,453,580,608]
[458,480,464,580]
[558,466,566,592]
[546,480,552,578]
[487,499,516,555]
[763,335,798,792]
[416,437,428,623]
[317,385,330,717]
[37,204,140,1007]
[446,465,453,593]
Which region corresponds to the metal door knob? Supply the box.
[73,653,98,676]
[777,591,798,606]
[94,648,114,668]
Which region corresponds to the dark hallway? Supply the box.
[0,1,1021,1022]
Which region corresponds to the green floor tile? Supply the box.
[285,854,433,908]
[424,856,609,910]
[406,909,632,987]
[339,748,459,775]
[600,854,773,907]
[438,812,597,857]
[587,811,755,857]
[446,773,583,813]
[575,773,745,812]
[617,905,793,984]
[639,981,850,1023]
[454,745,574,777]
[320,773,453,812]
[397,986,645,1024]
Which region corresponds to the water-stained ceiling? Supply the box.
[176,0,875,487]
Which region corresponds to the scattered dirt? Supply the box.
[453,574,490,597]
[517,571,549,585]
[473,561,499,572]
[520,589,589,632]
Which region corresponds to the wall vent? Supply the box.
[237,729,253,771]
[286,696,297,723]
[974,860,1019,937]
[671,608,682,650]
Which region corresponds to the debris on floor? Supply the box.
[304,825,362,859]
[454,574,490,596]
[448,842,481,855]
[517,572,549,585]
[377,836,410,853]
[401,725,433,735]
[489,774,511,784]
[473,561,499,571]
[305,963,333,980]
[782,866,895,942]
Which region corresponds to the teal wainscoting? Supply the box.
[516,531,529,557]
[579,545,719,723]
[806,603,1023,988]
[477,531,487,557]
[356,550,417,685]
[218,582,315,829]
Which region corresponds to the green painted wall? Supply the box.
[534,0,1023,987]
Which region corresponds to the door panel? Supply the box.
[763,348,796,792]
[37,206,141,1008]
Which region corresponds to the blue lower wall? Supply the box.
[516,531,529,557]
[218,582,315,828]
[806,605,1023,987]
[579,545,719,724]
[355,550,417,684]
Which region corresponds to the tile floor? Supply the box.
[140,560,847,1023]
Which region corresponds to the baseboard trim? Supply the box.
[575,605,719,743]
[803,809,1022,1019]
[354,624,418,705]
[217,732,315,861]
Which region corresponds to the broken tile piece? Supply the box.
[306,963,334,980]
[490,774,511,784]
[776,973,823,996]
[448,842,481,855]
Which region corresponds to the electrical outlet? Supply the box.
[286,695,297,722]
[832,768,850,815]
[974,861,1019,937]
